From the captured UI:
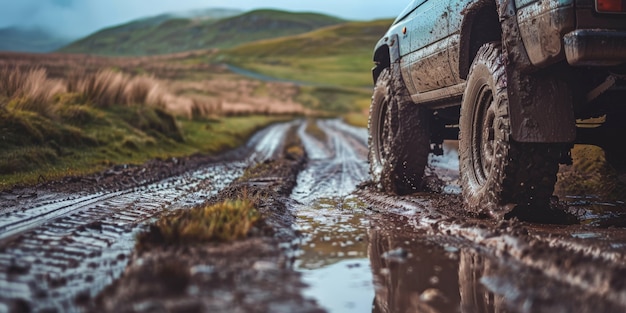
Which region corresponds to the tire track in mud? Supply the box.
[0,122,293,313]
[292,119,369,203]
[289,119,375,312]
[300,125,626,312]
[6,117,625,312]
[356,183,626,312]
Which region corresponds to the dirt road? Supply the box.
[2,119,626,313]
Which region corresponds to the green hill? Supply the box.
[221,19,393,87]
[213,19,393,125]
[59,9,345,56]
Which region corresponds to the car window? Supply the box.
[393,0,426,24]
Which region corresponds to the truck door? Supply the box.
[404,0,456,94]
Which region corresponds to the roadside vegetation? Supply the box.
[0,53,296,189]
[1,13,391,189]
[556,145,626,200]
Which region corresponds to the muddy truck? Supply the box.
[368,0,626,217]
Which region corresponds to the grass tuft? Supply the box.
[124,75,168,108]
[75,69,128,108]
[138,198,260,246]
[0,66,64,118]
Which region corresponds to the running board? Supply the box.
[410,82,466,108]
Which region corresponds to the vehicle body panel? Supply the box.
[401,0,454,94]
[372,0,626,143]
[517,0,576,67]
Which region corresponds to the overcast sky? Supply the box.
[0,0,410,38]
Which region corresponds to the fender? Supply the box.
[458,0,499,80]
[372,34,401,84]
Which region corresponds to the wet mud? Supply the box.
[0,122,294,312]
[2,119,626,313]
[93,125,324,313]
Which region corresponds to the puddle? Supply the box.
[300,259,374,313]
[292,196,373,313]
[289,122,482,312]
[291,120,626,313]
[292,196,509,313]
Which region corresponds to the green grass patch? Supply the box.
[229,55,373,87]
[296,86,371,115]
[209,20,387,123]
[220,19,391,88]
[138,198,259,245]
[342,112,369,128]
[341,93,372,128]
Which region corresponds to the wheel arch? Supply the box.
[372,34,400,84]
[459,1,502,80]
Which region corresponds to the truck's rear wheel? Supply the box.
[368,66,430,195]
[459,43,561,216]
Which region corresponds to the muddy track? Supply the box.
[92,124,324,313]
[3,118,626,313]
[358,189,626,311]
[289,119,626,312]
[0,122,293,313]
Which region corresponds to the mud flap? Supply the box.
[497,0,576,143]
[506,69,576,143]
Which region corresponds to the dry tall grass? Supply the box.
[0,66,65,118]
[0,51,311,119]
[125,75,169,108]
[71,69,170,108]
[75,69,128,107]
[0,65,174,114]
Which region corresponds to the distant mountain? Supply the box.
[59,9,345,56]
[0,27,71,53]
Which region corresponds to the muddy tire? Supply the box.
[459,43,561,216]
[368,66,430,195]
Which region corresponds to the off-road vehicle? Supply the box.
[369,0,626,217]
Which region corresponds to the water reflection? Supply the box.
[369,227,461,313]
[368,214,508,313]
[293,196,374,313]
[293,197,512,313]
